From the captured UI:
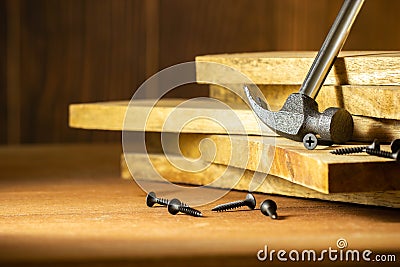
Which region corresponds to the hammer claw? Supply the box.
[244,85,353,144]
[244,85,274,129]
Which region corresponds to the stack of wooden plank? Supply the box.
[69,51,400,208]
[198,51,400,142]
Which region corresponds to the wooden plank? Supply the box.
[69,99,400,142]
[174,134,400,194]
[210,84,400,120]
[196,51,400,85]
[353,116,400,142]
[69,99,271,135]
[122,153,400,208]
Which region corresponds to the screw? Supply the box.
[146,192,189,208]
[146,191,170,207]
[260,199,278,220]
[331,139,380,155]
[390,139,400,153]
[303,133,318,150]
[365,148,399,161]
[167,198,203,217]
[211,193,256,212]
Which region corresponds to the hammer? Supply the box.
[245,0,365,146]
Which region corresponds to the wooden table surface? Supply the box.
[0,144,399,266]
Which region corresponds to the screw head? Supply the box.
[393,150,400,161]
[303,133,318,150]
[368,139,381,151]
[167,198,182,215]
[390,139,400,153]
[146,191,157,207]
[245,193,257,209]
[260,199,278,219]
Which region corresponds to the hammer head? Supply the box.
[244,86,353,143]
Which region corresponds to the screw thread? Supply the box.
[331,146,365,155]
[156,197,169,206]
[156,197,189,207]
[365,148,393,159]
[212,200,245,212]
[178,206,203,217]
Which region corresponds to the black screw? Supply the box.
[211,193,256,212]
[331,139,380,155]
[167,198,203,217]
[365,148,399,161]
[390,139,400,153]
[303,133,318,150]
[260,199,278,220]
[146,192,189,208]
[146,191,170,207]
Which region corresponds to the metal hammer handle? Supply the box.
[299,0,365,99]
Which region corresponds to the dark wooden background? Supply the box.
[1,0,400,144]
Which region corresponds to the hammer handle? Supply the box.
[299,0,365,99]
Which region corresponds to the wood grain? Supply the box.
[144,0,160,99]
[17,0,146,143]
[196,51,400,85]
[353,116,400,142]
[69,99,400,142]
[270,0,338,51]
[175,134,400,194]
[3,0,280,144]
[0,144,399,267]
[210,84,400,120]
[158,0,279,99]
[122,153,400,208]
[0,0,6,144]
[5,0,21,144]
[69,99,271,135]
[158,0,275,68]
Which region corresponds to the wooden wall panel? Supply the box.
[159,0,275,68]
[0,0,6,144]
[271,0,341,50]
[270,0,400,50]
[158,0,277,98]
[18,0,146,143]
[2,0,400,144]
[344,0,400,50]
